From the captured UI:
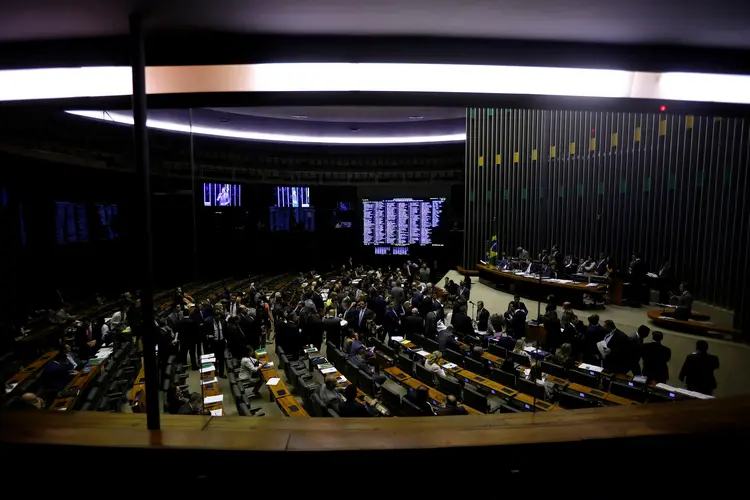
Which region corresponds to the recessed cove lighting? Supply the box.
[292,115,308,119]
[65,110,466,145]
[409,115,424,120]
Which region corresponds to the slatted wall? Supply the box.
[463,108,750,321]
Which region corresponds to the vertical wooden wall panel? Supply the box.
[464,108,750,322]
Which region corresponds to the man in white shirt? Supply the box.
[110,308,128,330]
[229,295,242,318]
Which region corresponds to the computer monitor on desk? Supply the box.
[518,378,546,400]
[558,392,599,410]
[380,385,401,411]
[568,369,599,389]
[540,361,566,379]
[609,381,647,403]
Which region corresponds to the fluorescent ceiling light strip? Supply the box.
[0,64,748,104]
[65,110,466,145]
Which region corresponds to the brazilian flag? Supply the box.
[489,235,498,265]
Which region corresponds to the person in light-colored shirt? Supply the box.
[238,347,263,397]
[425,351,447,378]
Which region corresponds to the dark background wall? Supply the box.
[463,108,750,328]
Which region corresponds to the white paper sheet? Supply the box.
[390,336,404,342]
[204,394,223,404]
[442,362,457,370]
[199,365,215,374]
[266,377,281,386]
[320,367,337,374]
[578,363,603,373]
[201,377,218,385]
[210,409,223,416]
[263,361,274,368]
[416,350,430,357]
[631,375,647,384]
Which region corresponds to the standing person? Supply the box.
[419,263,431,284]
[383,299,400,340]
[391,281,405,308]
[208,305,227,378]
[476,301,490,332]
[627,325,650,375]
[322,308,343,349]
[679,340,720,395]
[582,314,605,365]
[600,319,629,374]
[641,331,671,383]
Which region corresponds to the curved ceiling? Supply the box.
[0,0,748,49]
[209,106,465,123]
[67,107,467,145]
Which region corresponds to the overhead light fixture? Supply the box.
[408,116,424,120]
[0,64,748,104]
[291,114,308,119]
[65,110,466,145]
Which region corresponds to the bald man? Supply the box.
[21,392,44,410]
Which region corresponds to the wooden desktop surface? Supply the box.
[5,350,58,388]
[276,395,310,417]
[3,396,748,452]
[477,264,606,294]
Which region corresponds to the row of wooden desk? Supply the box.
[256,350,310,417]
[382,366,484,415]
[4,351,58,400]
[399,335,642,410]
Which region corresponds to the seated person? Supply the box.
[317,374,343,407]
[238,347,264,397]
[338,383,373,417]
[470,345,484,360]
[405,385,436,416]
[20,392,45,410]
[425,350,447,378]
[664,282,693,320]
[166,385,188,414]
[350,347,386,384]
[178,392,205,415]
[436,394,469,416]
[42,350,78,391]
[513,339,531,359]
[554,343,575,369]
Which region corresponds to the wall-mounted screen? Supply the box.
[362,197,445,247]
[276,186,310,208]
[204,183,242,207]
[337,201,353,211]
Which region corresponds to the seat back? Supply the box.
[327,407,340,417]
[238,403,252,416]
[345,360,361,387]
[462,385,489,413]
[400,397,423,416]
[415,361,437,387]
[412,334,427,347]
[438,376,463,399]
[464,356,486,375]
[490,368,517,389]
[358,369,377,397]
[444,349,464,366]
[423,337,439,353]
[311,392,327,417]
[488,344,507,358]
[278,353,288,372]
[396,353,414,374]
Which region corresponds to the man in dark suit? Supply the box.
[595,252,610,276]
[665,282,694,320]
[401,308,424,337]
[176,316,200,370]
[436,394,469,416]
[239,307,260,351]
[641,331,671,383]
[322,309,343,349]
[438,326,460,353]
[679,340,719,395]
[452,305,474,337]
[383,301,400,339]
[167,304,183,331]
[368,292,387,325]
[476,301,490,332]
[225,315,246,359]
[275,312,301,359]
[627,325,650,375]
[349,300,373,335]
[424,309,439,340]
[207,311,227,378]
[339,383,372,417]
[582,314,605,364]
[601,320,630,374]
[299,301,324,350]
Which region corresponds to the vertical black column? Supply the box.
[190,109,199,280]
[130,12,160,430]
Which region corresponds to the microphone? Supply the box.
[468,300,475,305]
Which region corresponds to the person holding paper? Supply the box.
[238,347,264,397]
[600,320,630,374]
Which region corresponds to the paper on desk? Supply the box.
[320,367,337,374]
[416,350,430,357]
[336,375,348,384]
[442,362,457,370]
[210,409,223,416]
[201,377,218,385]
[632,375,647,384]
[204,394,223,404]
[578,363,603,373]
[266,377,281,386]
[201,356,216,363]
[263,361,274,368]
[390,336,404,342]
[5,383,18,393]
[586,283,599,287]
[199,364,215,374]
[523,345,537,353]
[200,354,215,361]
